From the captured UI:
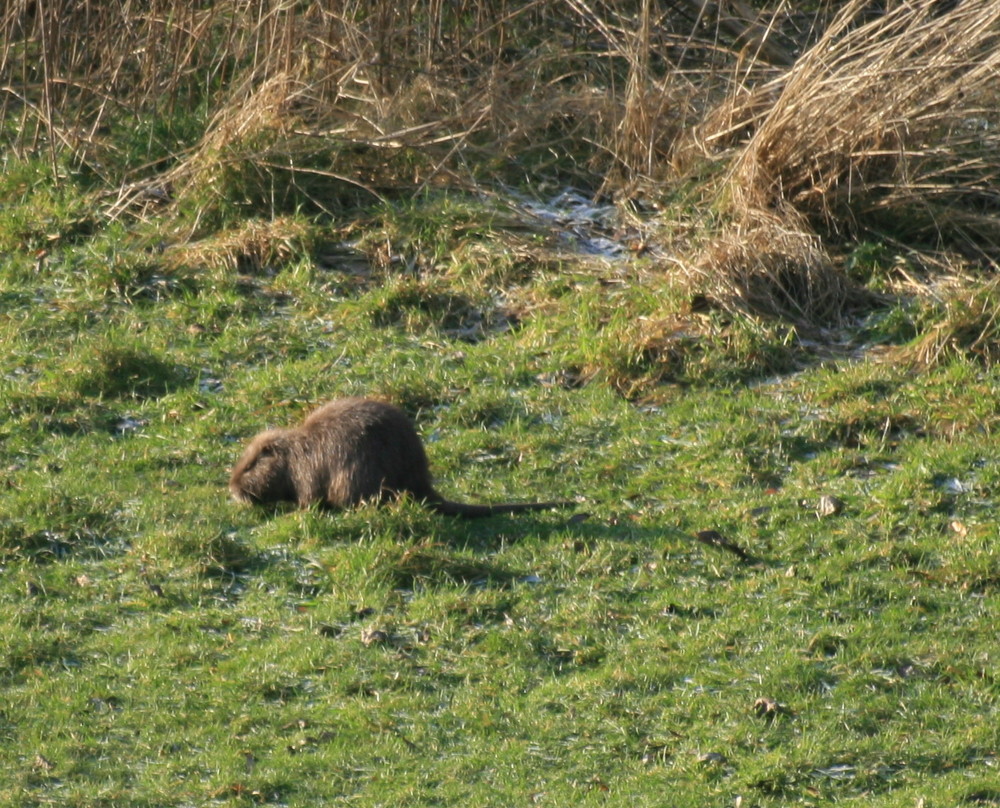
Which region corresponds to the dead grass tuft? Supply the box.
[6,1,729,224]
[671,0,1000,329]
[696,0,1000,254]
[685,207,858,326]
[164,215,313,275]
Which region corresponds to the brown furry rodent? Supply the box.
[229,397,571,517]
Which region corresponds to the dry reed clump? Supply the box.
[677,0,1000,327]
[684,207,857,327]
[153,73,340,223]
[5,0,727,225]
[107,72,310,223]
[163,215,313,275]
[105,34,522,223]
[705,0,1000,246]
[112,66,484,224]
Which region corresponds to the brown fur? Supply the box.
[229,398,571,518]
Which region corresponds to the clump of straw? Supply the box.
[724,0,1000,245]
[684,0,1000,327]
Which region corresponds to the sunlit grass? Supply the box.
[3,124,1000,807]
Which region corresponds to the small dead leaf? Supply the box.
[698,752,728,766]
[950,520,968,538]
[33,753,55,771]
[75,574,92,588]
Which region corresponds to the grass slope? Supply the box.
[2,162,1000,807]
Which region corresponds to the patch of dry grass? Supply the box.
[702,0,1000,238]
[164,214,314,275]
[685,206,857,326]
[2,2,722,214]
[677,0,1000,326]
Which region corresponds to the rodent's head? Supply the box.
[229,429,298,504]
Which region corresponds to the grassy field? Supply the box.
[4,1,1000,806]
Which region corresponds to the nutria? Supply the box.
[229,397,571,518]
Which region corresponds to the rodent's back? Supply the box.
[300,398,436,507]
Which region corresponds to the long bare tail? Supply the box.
[429,499,574,518]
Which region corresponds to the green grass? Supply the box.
[3,159,1000,808]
